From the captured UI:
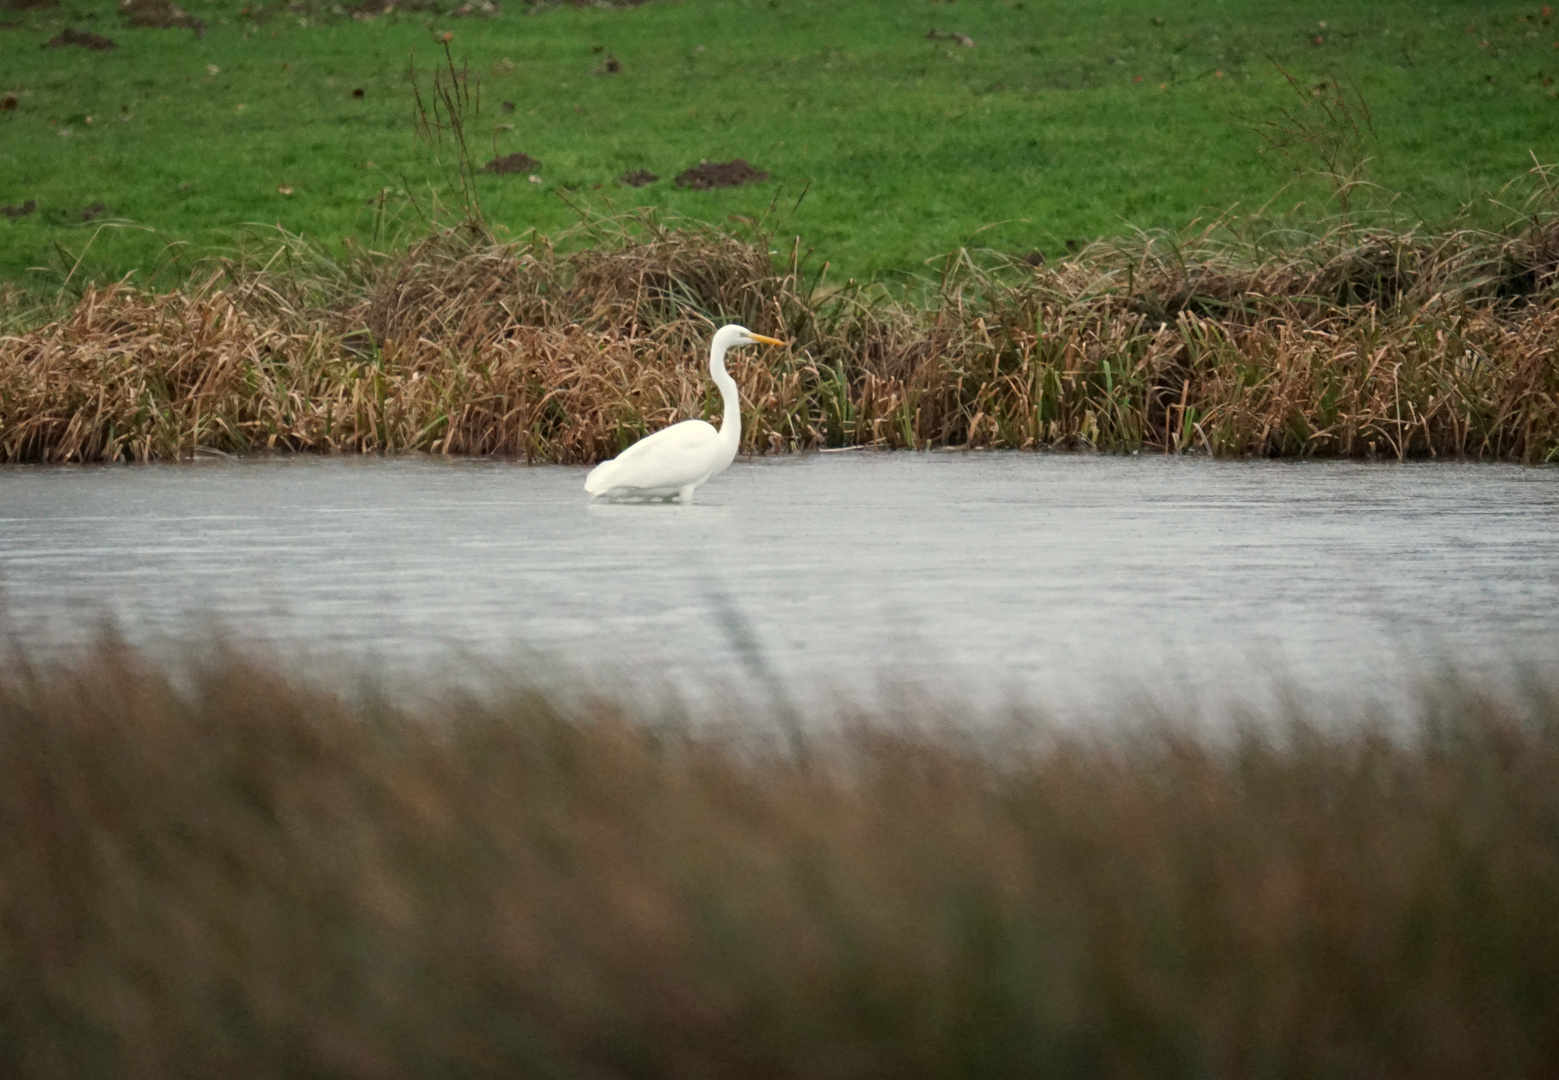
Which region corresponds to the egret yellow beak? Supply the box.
[748,333,788,347]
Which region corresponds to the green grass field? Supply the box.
[1,0,1556,285]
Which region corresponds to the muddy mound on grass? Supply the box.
[43,28,116,48]
[522,0,654,7]
[121,0,203,32]
[347,0,439,15]
[673,158,769,190]
[2,0,59,9]
[481,152,540,175]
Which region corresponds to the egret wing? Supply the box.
[585,419,719,495]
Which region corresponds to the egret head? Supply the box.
[716,324,788,351]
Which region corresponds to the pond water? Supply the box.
[1,453,1555,720]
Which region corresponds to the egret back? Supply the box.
[584,419,722,496]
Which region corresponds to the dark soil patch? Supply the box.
[43,28,117,48]
[925,29,975,47]
[1,93,16,110]
[121,0,204,33]
[481,152,540,175]
[80,202,108,221]
[593,53,621,74]
[2,200,36,220]
[348,0,438,15]
[618,169,658,188]
[673,158,770,190]
[1,0,58,9]
[523,0,654,7]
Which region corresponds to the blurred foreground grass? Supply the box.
[3,638,1558,1078]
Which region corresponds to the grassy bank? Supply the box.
[5,0,1558,463]
[3,192,1558,463]
[3,639,1558,1078]
[2,0,1558,283]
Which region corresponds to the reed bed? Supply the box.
[2,201,1558,464]
[2,640,1558,1078]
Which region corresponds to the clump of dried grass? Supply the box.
[3,178,1558,464]
[1063,211,1559,319]
[2,639,1559,1079]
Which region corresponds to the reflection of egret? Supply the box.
[584,324,786,503]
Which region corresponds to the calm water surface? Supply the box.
[1,454,1555,717]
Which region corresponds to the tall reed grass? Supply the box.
[2,640,1558,1078]
[3,173,1558,463]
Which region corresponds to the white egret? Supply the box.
[584,324,787,503]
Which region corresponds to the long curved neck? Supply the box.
[711,338,740,456]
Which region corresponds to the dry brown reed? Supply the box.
[3,189,1558,464]
[2,639,1558,1079]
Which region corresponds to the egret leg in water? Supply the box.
[584,325,786,503]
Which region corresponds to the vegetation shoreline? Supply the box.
[3,198,1558,465]
[3,639,1558,1077]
